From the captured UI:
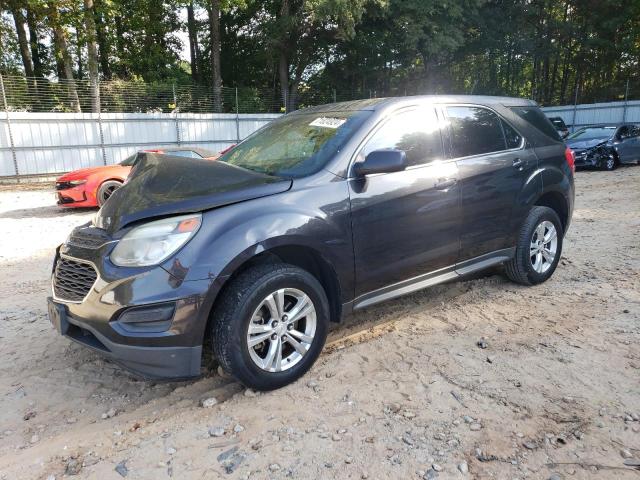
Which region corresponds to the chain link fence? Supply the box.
[0,75,365,114]
[0,75,374,179]
[2,74,639,179]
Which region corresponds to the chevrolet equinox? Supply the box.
[48,96,575,390]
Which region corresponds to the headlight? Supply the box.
[110,214,202,267]
[68,179,87,186]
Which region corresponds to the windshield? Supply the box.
[218,110,372,177]
[120,154,138,166]
[567,127,615,141]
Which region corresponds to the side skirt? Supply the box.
[345,248,515,313]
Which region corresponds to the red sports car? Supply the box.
[56,147,220,208]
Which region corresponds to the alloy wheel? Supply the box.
[101,185,118,203]
[529,220,558,274]
[246,288,317,372]
[606,156,615,170]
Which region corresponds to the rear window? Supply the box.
[510,107,561,141]
[549,117,567,129]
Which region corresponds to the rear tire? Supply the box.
[211,263,329,391]
[505,206,563,286]
[97,180,122,206]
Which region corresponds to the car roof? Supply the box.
[294,95,538,114]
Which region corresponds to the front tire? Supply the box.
[505,206,563,285]
[211,263,329,391]
[601,152,617,171]
[97,180,122,206]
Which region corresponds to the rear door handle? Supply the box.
[512,158,524,170]
[434,178,457,190]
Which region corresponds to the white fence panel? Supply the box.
[541,100,640,131]
[0,112,281,177]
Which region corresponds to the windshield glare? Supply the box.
[568,127,615,141]
[218,110,371,177]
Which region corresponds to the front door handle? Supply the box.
[512,158,524,170]
[434,178,457,190]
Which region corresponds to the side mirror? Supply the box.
[353,149,407,176]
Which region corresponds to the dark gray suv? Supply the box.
[48,96,575,390]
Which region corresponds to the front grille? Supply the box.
[67,227,110,249]
[53,257,98,302]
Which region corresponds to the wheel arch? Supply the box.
[97,177,125,188]
[202,243,344,350]
[534,190,569,232]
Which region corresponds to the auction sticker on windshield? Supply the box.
[309,117,346,129]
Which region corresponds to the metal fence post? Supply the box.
[97,79,107,165]
[173,83,181,145]
[622,78,630,123]
[0,74,19,178]
[235,87,240,142]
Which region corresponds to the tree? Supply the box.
[264,0,375,112]
[26,4,47,78]
[94,0,112,79]
[83,0,100,112]
[2,0,640,112]
[208,0,223,111]
[186,1,200,83]
[7,0,35,78]
[46,1,81,111]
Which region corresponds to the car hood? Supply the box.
[57,165,121,182]
[565,138,608,150]
[96,152,292,233]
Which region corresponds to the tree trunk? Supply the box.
[8,1,35,78]
[94,0,112,80]
[76,33,84,79]
[208,0,222,112]
[114,15,126,77]
[26,6,44,78]
[187,2,199,83]
[47,2,81,112]
[84,0,100,112]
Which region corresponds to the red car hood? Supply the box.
[57,164,130,182]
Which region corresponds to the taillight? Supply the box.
[564,147,575,173]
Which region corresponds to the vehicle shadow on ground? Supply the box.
[0,205,96,219]
[328,267,500,343]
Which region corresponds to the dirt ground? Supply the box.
[0,167,639,480]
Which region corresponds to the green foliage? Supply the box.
[2,0,640,108]
[0,12,23,75]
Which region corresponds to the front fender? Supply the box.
[160,181,354,338]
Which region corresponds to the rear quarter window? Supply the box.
[510,107,561,141]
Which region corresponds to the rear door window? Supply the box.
[361,107,444,167]
[510,107,561,141]
[446,106,506,157]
